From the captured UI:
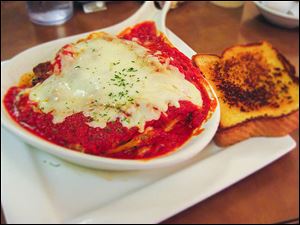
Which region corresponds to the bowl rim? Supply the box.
[1,46,220,170]
[1,1,221,170]
[253,1,299,21]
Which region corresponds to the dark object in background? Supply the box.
[76,1,107,13]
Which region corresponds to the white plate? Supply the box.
[254,1,299,28]
[0,4,220,170]
[1,123,295,223]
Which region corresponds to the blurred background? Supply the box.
[1,1,299,74]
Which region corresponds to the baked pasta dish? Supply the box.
[3,22,216,159]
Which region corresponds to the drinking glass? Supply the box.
[26,1,73,26]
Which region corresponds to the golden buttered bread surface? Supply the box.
[193,41,299,129]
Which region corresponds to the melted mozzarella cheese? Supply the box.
[29,32,202,132]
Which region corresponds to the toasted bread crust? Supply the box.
[214,110,299,146]
[193,41,299,146]
[276,51,298,83]
[193,42,298,83]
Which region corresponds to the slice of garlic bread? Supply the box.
[193,41,299,146]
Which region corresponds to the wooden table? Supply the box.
[1,1,299,224]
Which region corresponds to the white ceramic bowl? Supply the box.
[254,1,299,28]
[1,3,220,171]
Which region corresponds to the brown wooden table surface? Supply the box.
[1,1,299,224]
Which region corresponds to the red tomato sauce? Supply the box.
[3,21,214,160]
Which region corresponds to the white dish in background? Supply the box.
[0,2,220,171]
[254,1,299,28]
